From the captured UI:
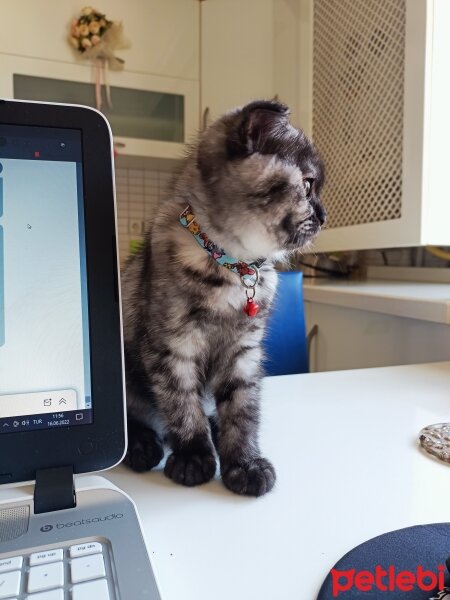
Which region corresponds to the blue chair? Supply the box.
[262,271,313,376]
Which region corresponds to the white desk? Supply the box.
[106,362,450,600]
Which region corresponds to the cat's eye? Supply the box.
[303,179,313,197]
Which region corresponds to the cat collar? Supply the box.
[179,205,265,317]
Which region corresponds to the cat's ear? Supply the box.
[228,100,290,157]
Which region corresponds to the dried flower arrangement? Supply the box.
[69,6,129,109]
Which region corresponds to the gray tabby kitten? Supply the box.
[122,100,325,497]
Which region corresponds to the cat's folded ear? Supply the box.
[227,100,290,157]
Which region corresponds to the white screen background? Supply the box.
[0,159,87,411]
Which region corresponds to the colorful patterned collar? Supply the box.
[179,204,265,316]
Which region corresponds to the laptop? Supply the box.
[0,99,161,599]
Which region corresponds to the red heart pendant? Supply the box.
[244,298,260,317]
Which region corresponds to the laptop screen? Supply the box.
[0,124,92,434]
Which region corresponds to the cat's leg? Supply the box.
[124,416,165,472]
[124,389,165,472]
[153,347,216,487]
[214,347,276,497]
[161,385,217,486]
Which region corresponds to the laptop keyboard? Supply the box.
[0,540,116,599]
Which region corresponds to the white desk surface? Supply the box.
[105,362,450,600]
[303,279,450,324]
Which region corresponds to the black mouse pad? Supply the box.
[317,523,450,599]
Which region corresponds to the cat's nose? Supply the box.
[311,199,326,226]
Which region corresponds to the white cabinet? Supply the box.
[304,279,450,372]
[200,0,275,122]
[0,55,198,160]
[273,0,311,131]
[306,300,450,373]
[300,0,450,252]
[0,0,199,81]
[200,0,309,132]
[0,0,305,156]
[0,1,200,159]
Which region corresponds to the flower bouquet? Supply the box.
[69,6,129,108]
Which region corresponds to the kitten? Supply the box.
[121,100,325,496]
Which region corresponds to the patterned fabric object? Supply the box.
[179,205,263,285]
[431,588,450,599]
[317,523,450,599]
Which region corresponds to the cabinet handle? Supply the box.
[202,107,210,131]
[307,324,318,369]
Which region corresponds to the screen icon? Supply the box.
[59,398,67,406]
[75,413,84,421]
[43,398,52,407]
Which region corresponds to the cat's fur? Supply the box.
[121,100,325,496]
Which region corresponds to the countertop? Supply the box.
[303,279,450,323]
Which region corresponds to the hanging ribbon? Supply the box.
[95,58,102,110]
[103,58,113,109]
[93,57,113,111]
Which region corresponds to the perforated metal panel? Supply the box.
[313,0,406,229]
[0,505,29,542]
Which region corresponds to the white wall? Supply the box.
[115,162,176,265]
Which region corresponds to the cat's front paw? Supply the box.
[221,457,276,497]
[124,421,164,473]
[164,452,217,486]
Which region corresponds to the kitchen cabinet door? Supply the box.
[0,0,199,81]
[0,55,198,160]
[201,0,274,122]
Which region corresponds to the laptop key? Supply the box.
[0,539,116,599]
[28,589,64,599]
[30,549,63,566]
[69,542,102,558]
[72,578,110,600]
[0,556,22,573]
[28,562,64,593]
[71,553,105,583]
[0,570,21,599]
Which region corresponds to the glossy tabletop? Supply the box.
[106,362,450,600]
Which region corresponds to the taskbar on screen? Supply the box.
[0,409,92,434]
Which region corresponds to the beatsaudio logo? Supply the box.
[40,513,123,532]
[331,565,447,597]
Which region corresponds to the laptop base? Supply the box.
[0,476,161,599]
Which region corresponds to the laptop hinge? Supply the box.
[33,465,76,514]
